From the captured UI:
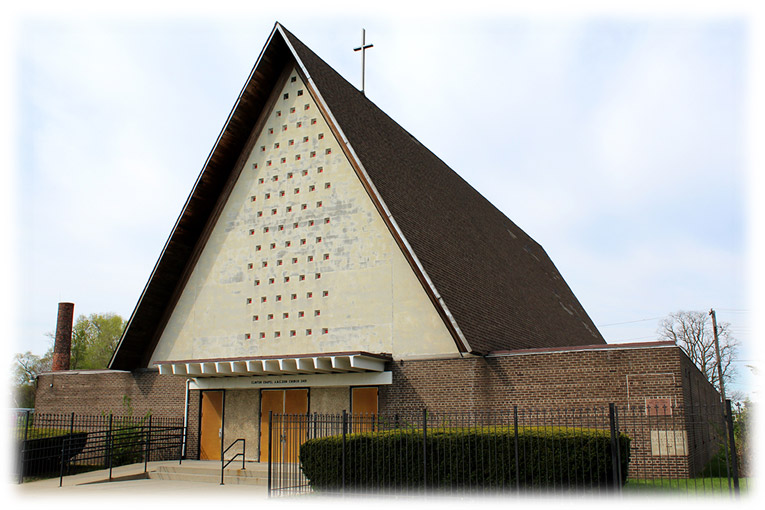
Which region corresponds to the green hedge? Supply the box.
[300,426,630,491]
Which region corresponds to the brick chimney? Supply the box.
[52,302,74,371]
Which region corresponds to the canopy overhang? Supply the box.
[155,352,390,378]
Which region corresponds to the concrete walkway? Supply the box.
[11,460,269,498]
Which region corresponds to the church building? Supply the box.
[35,23,719,472]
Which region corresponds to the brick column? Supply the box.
[52,302,74,371]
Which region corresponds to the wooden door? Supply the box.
[200,391,223,460]
[260,389,308,463]
[351,387,378,432]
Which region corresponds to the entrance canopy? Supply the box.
[155,351,391,378]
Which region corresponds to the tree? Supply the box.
[11,312,125,408]
[69,313,126,370]
[658,310,737,393]
[10,350,51,408]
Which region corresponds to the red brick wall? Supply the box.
[33,345,722,474]
[35,369,185,417]
[379,345,686,413]
[34,369,199,459]
[378,344,722,478]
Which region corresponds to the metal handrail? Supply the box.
[220,438,245,485]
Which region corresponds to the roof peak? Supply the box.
[110,24,605,370]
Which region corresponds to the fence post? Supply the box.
[145,415,152,473]
[608,404,621,492]
[59,436,68,487]
[422,408,428,492]
[614,405,622,488]
[108,414,114,480]
[19,410,30,484]
[725,400,740,496]
[514,405,520,491]
[342,410,348,494]
[267,411,273,497]
[220,392,226,485]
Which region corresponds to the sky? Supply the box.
[1,1,762,402]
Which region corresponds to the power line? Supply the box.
[611,335,657,342]
[597,317,664,327]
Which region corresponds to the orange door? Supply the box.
[200,391,223,460]
[260,390,283,463]
[260,389,308,463]
[351,387,378,432]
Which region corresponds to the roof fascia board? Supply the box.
[137,64,296,368]
[276,24,472,354]
[110,23,284,369]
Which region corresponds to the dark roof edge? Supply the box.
[109,23,285,370]
[277,24,472,353]
[487,341,676,357]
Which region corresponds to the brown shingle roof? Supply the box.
[110,23,603,370]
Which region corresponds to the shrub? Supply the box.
[20,432,88,477]
[300,425,630,492]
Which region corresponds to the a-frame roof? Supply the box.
[110,23,604,370]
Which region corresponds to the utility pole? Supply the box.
[710,308,734,494]
[709,308,727,403]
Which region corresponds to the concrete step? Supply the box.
[148,461,269,486]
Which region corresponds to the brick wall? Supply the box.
[33,344,722,475]
[378,344,722,478]
[34,369,197,458]
[35,369,186,417]
[379,345,687,413]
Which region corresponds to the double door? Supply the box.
[260,389,308,463]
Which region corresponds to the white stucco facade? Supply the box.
[149,68,457,365]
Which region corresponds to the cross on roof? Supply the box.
[353,28,374,95]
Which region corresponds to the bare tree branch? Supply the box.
[658,310,738,391]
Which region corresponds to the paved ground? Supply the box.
[10,460,268,498]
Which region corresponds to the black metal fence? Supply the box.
[13,411,185,485]
[268,402,741,497]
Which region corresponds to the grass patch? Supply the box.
[625,477,750,495]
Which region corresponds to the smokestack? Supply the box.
[52,302,74,371]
